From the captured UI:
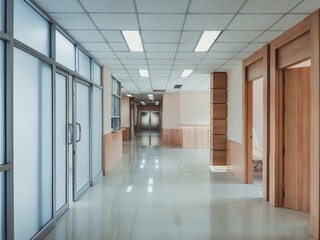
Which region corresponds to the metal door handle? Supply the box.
[76,123,81,142]
[68,123,73,145]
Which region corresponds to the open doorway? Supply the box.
[140,111,160,132]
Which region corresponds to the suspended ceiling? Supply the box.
[33,0,320,98]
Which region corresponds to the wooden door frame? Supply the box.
[270,10,320,238]
[243,45,270,201]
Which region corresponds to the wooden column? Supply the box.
[211,72,228,165]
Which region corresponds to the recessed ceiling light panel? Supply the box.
[195,31,221,52]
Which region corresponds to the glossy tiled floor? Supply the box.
[45,132,314,240]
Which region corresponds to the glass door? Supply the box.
[55,72,69,216]
[72,79,91,201]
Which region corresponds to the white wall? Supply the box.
[180,92,210,125]
[253,78,263,145]
[121,96,130,128]
[102,66,112,134]
[162,93,180,129]
[228,64,243,143]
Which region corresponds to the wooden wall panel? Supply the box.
[122,127,130,141]
[195,126,210,149]
[213,151,227,165]
[213,104,227,119]
[227,140,245,182]
[103,131,123,174]
[162,128,181,146]
[247,58,263,81]
[213,89,228,103]
[181,126,196,148]
[212,135,227,150]
[212,72,228,88]
[213,120,227,135]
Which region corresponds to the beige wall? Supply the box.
[228,64,243,143]
[102,66,112,134]
[121,96,130,128]
[180,92,210,125]
[162,92,210,128]
[162,93,180,129]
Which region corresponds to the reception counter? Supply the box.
[103,129,123,174]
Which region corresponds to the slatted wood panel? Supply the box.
[211,72,228,166]
[283,67,310,212]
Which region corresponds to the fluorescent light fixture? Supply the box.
[155,102,159,105]
[181,69,193,78]
[148,178,153,185]
[126,186,132,193]
[127,94,132,97]
[148,186,153,193]
[139,69,149,77]
[122,31,143,52]
[141,101,146,105]
[195,31,221,52]
[148,94,153,97]
[140,165,144,169]
[155,165,159,169]
[155,160,159,164]
[142,160,145,164]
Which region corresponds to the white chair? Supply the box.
[252,128,263,171]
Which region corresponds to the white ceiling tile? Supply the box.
[291,0,320,13]
[144,43,178,52]
[234,51,254,59]
[270,14,308,30]
[80,0,135,13]
[227,14,283,30]
[68,30,104,42]
[177,43,196,52]
[217,31,263,42]
[196,64,221,70]
[90,14,139,30]
[193,69,215,74]
[201,59,228,65]
[184,14,234,30]
[51,13,96,29]
[227,59,242,65]
[180,31,202,43]
[175,59,201,65]
[210,42,248,52]
[121,59,147,65]
[81,42,111,51]
[35,0,84,13]
[176,52,206,59]
[110,69,127,74]
[189,0,246,13]
[98,58,121,65]
[205,51,237,58]
[101,31,124,42]
[173,65,197,70]
[136,0,189,13]
[142,31,180,43]
[116,52,146,59]
[146,52,176,59]
[124,64,148,70]
[254,31,284,42]
[240,0,302,13]
[242,43,266,52]
[139,14,185,30]
[148,59,174,65]
[219,64,238,71]
[104,64,124,70]
[110,42,129,51]
[91,51,116,58]
[149,65,172,70]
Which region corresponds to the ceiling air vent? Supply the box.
[153,89,166,93]
[174,84,182,89]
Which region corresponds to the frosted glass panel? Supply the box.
[78,50,91,79]
[93,62,101,85]
[56,30,75,70]
[75,82,90,193]
[0,0,4,31]
[56,73,67,212]
[13,48,53,240]
[92,88,102,180]
[0,172,5,240]
[0,41,4,165]
[14,0,50,56]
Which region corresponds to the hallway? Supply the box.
[45,133,312,240]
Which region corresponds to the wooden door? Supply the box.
[283,67,310,212]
